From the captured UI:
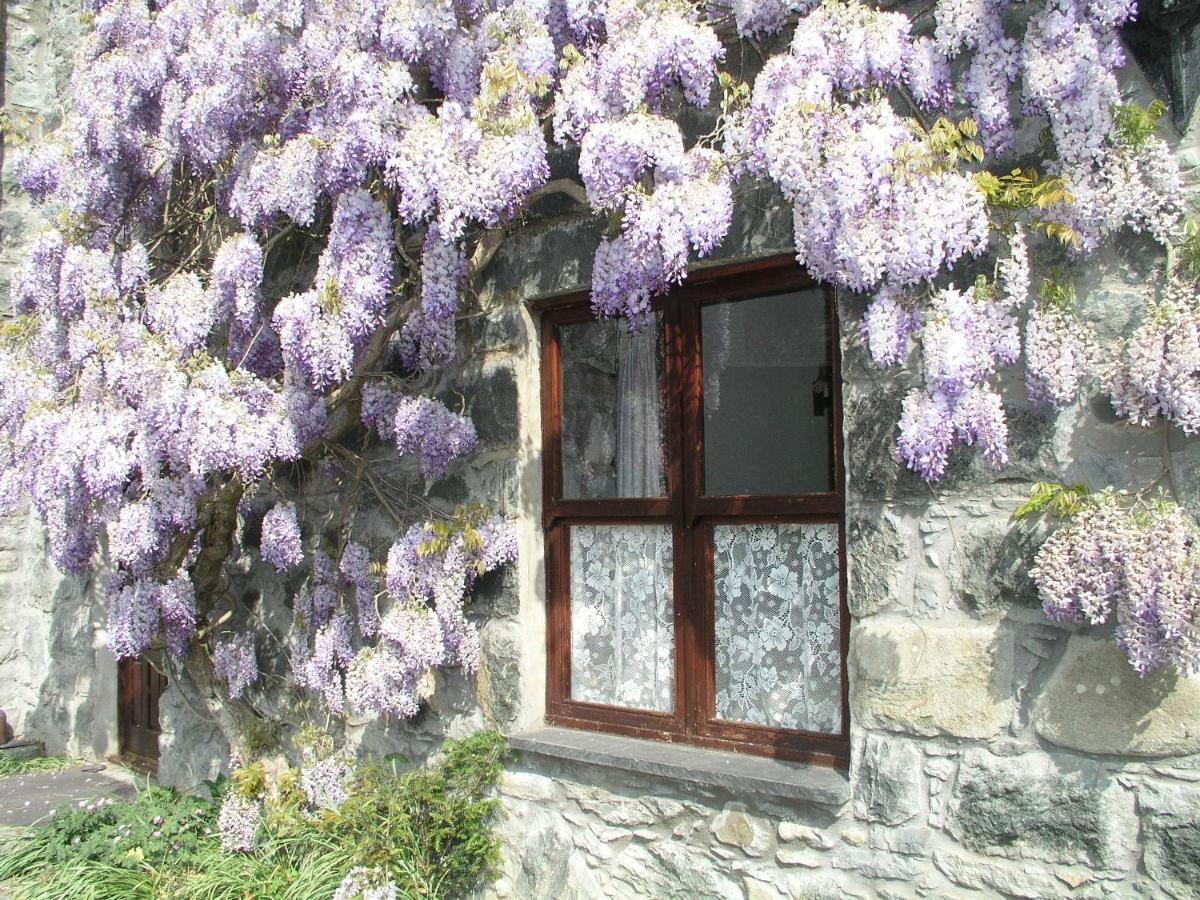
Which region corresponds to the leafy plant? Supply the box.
[1113,99,1168,153]
[1013,482,1093,522]
[321,731,509,898]
[0,733,509,900]
[0,756,78,779]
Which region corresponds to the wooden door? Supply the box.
[117,656,166,765]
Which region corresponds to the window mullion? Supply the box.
[669,292,706,738]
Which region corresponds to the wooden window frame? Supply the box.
[537,256,849,768]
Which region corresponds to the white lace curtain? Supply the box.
[569,524,674,711]
[713,523,841,734]
[570,328,672,709]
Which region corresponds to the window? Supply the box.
[539,258,848,766]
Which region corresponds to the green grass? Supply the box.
[0,732,508,900]
[0,756,79,779]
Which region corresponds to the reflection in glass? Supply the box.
[713,523,841,733]
[560,316,667,499]
[702,291,833,496]
[569,525,674,712]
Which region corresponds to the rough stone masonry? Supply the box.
[3,4,1200,899]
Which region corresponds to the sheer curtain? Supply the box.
[615,327,664,496]
[570,325,674,711]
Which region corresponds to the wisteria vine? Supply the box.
[1,0,1196,704]
[1021,485,1200,676]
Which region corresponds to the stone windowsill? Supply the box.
[508,727,850,808]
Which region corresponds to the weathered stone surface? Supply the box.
[932,848,1066,899]
[476,620,521,728]
[1033,635,1200,757]
[852,732,922,825]
[946,749,1134,867]
[510,808,575,899]
[712,802,772,857]
[614,840,744,899]
[775,847,821,867]
[477,217,601,300]
[157,671,233,790]
[461,363,519,447]
[472,565,520,619]
[500,771,559,802]
[777,822,834,849]
[744,877,784,900]
[1138,779,1200,897]
[782,871,870,900]
[846,507,910,617]
[866,826,931,858]
[849,620,1014,738]
[843,380,927,501]
[946,516,1041,616]
[461,301,524,355]
[0,740,43,761]
[829,846,926,881]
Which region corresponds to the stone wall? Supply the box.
[469,66,1200,897]
[0,0,115,759]
[3,8,1200,899]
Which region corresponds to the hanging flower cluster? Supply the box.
[1028,489,1200,676]
[339,511,517,718]
[213,633,259,700]
[0,0,1189,713]
[1106,271,1200,434]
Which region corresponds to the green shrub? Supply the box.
[0,732,509,900]
[323,731,508,897]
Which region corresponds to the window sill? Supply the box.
[507,726,850,808]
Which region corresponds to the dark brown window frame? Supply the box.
[536,255,850,768]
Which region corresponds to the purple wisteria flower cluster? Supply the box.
[213,634,259,700]
[216,792,261,853]
[334,868,399,900]
[281,511,515,717]
[0,0,1190,710]
[300,751,355,811]
[338,514,517,718]
[261,503,304,571]
[1106,272,1200,434]
[1031,491,1200,676]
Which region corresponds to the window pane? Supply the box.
[570,525,674,712]
[702,291,833,496]
[713,523,841,733]
[559,316,667,499]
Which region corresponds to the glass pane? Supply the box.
[559,316,667,499]
[702,291,833,496]
[713,523,841,733]
[569,524,674,712]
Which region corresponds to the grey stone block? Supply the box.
[946,516,1042,616]
[846,506,910,617]
[461,364,519,448]
[1033,635,1200,757]
[1138,779,1200,896]
[946,749,1133,868]
[852,733,922,826]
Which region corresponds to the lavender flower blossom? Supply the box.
[216,792,260,853]
[213,634,258,700]
[261,503,304,571]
